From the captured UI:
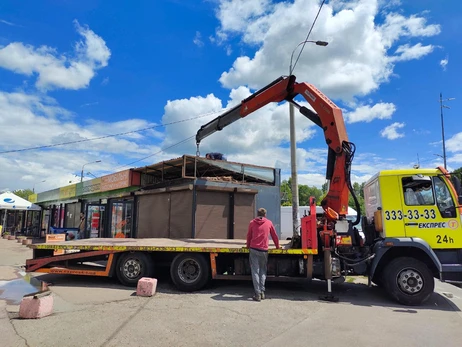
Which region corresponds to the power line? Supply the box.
[111,135,196,171]
[0,109,227,154]
[290,0,326,75]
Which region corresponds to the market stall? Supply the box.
[0,191,41,236]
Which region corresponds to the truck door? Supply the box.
[401,174,461,249]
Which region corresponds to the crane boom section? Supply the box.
[292,82,348,154]
[195,75,354,217]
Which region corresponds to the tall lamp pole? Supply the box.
[288,40,328,238]
[439,93,455,170]
[81,160,101,182]
[33,180,46,193]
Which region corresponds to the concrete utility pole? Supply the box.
[289,102,300,238]
[439,93,455,170]
[288,40,328,238]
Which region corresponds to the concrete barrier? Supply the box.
[137,277,158,297]
[19,292,53,319]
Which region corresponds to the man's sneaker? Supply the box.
[261,292,265,300]
[252,294,261,302]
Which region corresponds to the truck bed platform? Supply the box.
[29,237,316,255]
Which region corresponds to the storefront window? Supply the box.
[86,204,106,238]
[110,201,133,238]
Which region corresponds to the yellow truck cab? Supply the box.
[363,166,462,304]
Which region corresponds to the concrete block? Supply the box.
[136,277,157,297]
[22,239,32,245]
[19,293,53,319]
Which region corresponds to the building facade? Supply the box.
[29,155,281,240]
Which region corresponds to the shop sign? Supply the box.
[101,170,131,192]
[59,184,76,199]
[37,188,60,203]
[83,178,101,195]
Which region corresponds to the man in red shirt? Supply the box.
[246,207,280,302]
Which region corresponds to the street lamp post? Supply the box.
[288,40,328,238]
[439,93,455,170]
[33,180,46,193]
[80,160,101,182]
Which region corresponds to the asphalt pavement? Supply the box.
[1,237,462,347]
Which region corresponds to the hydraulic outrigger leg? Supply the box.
[319,228,339,302]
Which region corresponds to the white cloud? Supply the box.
[0,90,167,191]
[213,0,440,100]
[80,102,99,108]
[0,19,20,27]
[160,87,317,157]
[412,128,430,135]
[0,20,111,90]
[379,13,441,48]
[446,133,462,153]
[193,31,204,47]
[380,122,405,140]
[0,2,444,193]
[390,43,435,62]
[440,56,448,70]
[448,153,462,165]
[345,102,396,123]
[216,0,270,34]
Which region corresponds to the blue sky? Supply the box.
[0,0,461,192]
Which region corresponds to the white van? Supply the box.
[280,205,363,240]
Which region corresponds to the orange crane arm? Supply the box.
[196,75,359,221]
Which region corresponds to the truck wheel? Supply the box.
[170,254,210,292]
[383,257,434,306]
[116,252,153,287]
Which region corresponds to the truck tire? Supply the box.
[116,252,153,287]
[170,254,210,292]
[382,257,434,306]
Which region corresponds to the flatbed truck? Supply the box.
[26,238,313,292]
[26,75,462,305]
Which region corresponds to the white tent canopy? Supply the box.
[0,191,41,211]
[1,191,41,234]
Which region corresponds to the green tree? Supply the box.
[280,180,292,206]
[321,182,328,194]
[453,167,462,181]
[280,179,324,206]
[299,185,323,206]
[13,189,34,200]
[348,182,365,215]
